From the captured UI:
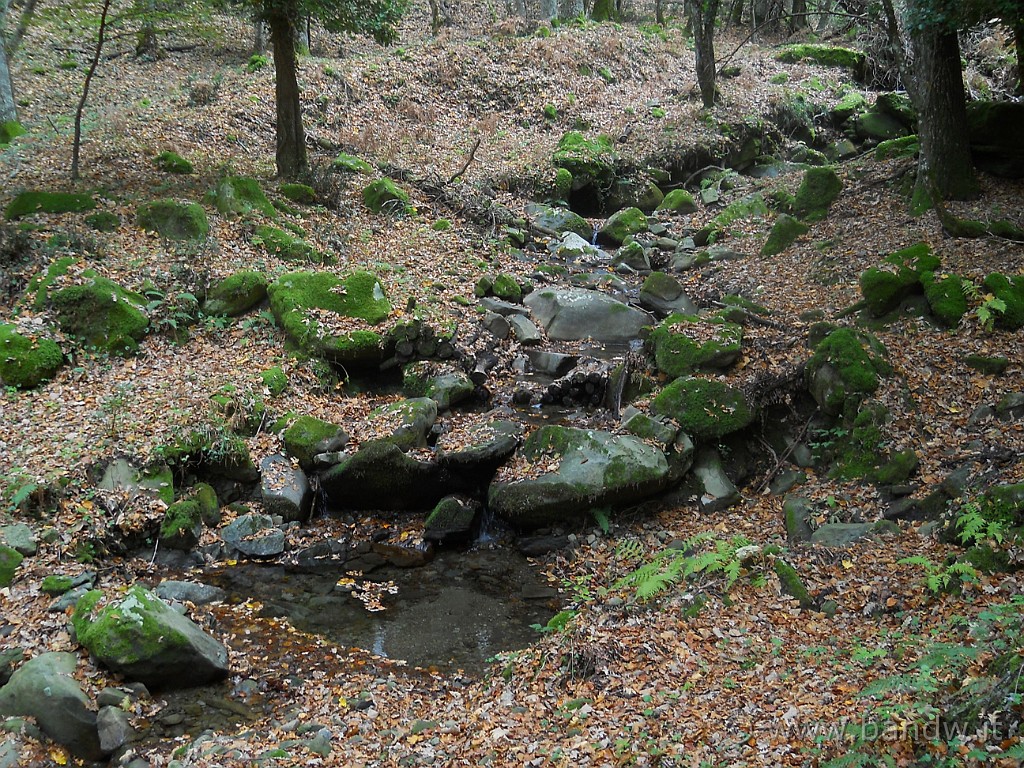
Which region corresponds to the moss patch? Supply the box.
[874,135,919,160]
[278,183,316,204]
[362,179,410,214]
[552,131,617,188]
[0,323,63,388]
[806,328,888,415]
[40,574,75,595]
[154,151,193,174]
[159,499,203,549]
[773,559,814,608]
[283,415,347,467]
[648,314,743,377]
[858,242,939,317]
[51,276,149,354]
[657,188,697,213]
[921,271,968,328]
[0,545,23,587]
[203,271,268,317]
[206,176,276,218]
[85,211,120,232]
[650,377,754,441]
[964,354,1008,376]
[776,44,866,77]
[261,366,288,396]
[761,214,809,256]
[793,166,842,222]
[599,207,648,245]
[136,199,209,241]
[0,121,26,145]
[332,153,374,174]
[254,225,319,262]
[5,191,96,220]
[982,273,1024,330]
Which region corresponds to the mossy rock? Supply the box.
[525,202,592,239]
[982,273,1024,330]
[552,131,617,189]
[84,211,120,232]
[964,354,1008,376]
[0,545,23,587]
[776,44,866,79]
[650,377,754,441]
[332,152,374,174]
[858,242,939,317]
[136,199,209,241]
[424,496,479,544]
[51,277,149,355]
[793,166,842,223]
[921,271,968,328]
[159,499,203,550]
[0,120,26,146]
[491,273,522,301]
[703,194,770,242]
[278,183,316,204]
[191,482,220,526]
[648,314,743,377]
[552,167,573,202]
[370,397,438,450]
[154,429,257,482]
[362,179,410,214]
[761,213,809,256]
[154,151,193,174]
[202,271,268,317]
[267,270,392,368]
[0,323,63,388]
[869,449,919,485]
[261,366,288,396]
[774,559,814,608]
[205,176,276,218]
[607,178,664,213]
[963,544,1012,574]
[40,574,76,596]
[830,92,867,124]
[874,135,919,161]
[657,188,697,214]
[805,328,888,415]
[254,225,319,262]
[598,207,648,245]
[874,92,916,130]
[855,110,909,142]
[5,191,96,220]
[319,439,445,510]
[282,415,348,469]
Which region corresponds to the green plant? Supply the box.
[246,53,269,72]
[898,555,979,595]
[531,609,577,634]
[954,501,1006,547]
[99,383,133,438]
[962,279,1007,331]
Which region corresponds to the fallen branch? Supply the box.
[446,137,481,185]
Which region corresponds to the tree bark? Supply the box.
[687,0,720,107]
[71,0,112,180]
[540,0,558,20]
[909,19,977,201]
[269,7,307,178]
[0,16,15,122]
[789,0,806,29]
[1014,22,1023,97]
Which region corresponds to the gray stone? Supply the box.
[0,648,23,686]
[526,350,578,377]
[260,454,313,523]
[97,706,132,753]
[424,496,480,545]
[96,687,134,709]
[524,287,652,343]
[0,738,21,768]
[0,652,102,759]
[479,297,530,317]
[613,241,651,272]
[783,496,814,542]
[320,440,446,511]
[72,586,230,690]
[0,524,36,557]
[551,232,608,264]
[436,419,522,470]
[508,314,543,345]
[372,397,438,449]
[639,272,698,317]
[222,513,285,558]
[995,392,1024,421]
[526,203,592,239]
[810,523,874,547]
[770,469,807,496]
[49,585,91,613]
[423,372,474,410]
[155,580,226,605]
[692,448,740,513]
[483,312,510,339]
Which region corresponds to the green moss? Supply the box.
[807,328,886,399]
[793,166,842,222]
[159,499,202,546]
[0,323,63,388]
[283,415,345,467]
[706,194,770,242]
[491,273,522,301]
[51,277,149,354]
[656,188,697,214]
[773,559,814,608]
[5,191,96,220]
[648,315,743,377]
[776,44,866,77]
[599,207,648,244]
[964,354,1008,376]
[0,545,23,587]
[362,179,410,214]
[136,199,209,241]
[875,92,916,129]
[858,242,938,317]
[826,402,888,479]
[552,131,617,188]
[830,92,867,123]
[0,121,26,145]
[40,574,75,595]
[553,167,573,202]
[963,544,1011,574]
[869,449,919,485]
[874,135,919,160]
[921,271,968,328]
[650,377,754,441]
[332,153,374,174]
[206,176,276,218]
[254,225,319,262]
[154,151,193,174]
[85,211,120,232]
[761,213,809,256]
[431,218,452,231]
[983,273,1024,330]
[203,271,268,317]
[72,586,190,664]
[192,483,220,526]
[278,183,316,204]
[261,366,288,396]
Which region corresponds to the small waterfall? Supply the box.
[476,504,499,545]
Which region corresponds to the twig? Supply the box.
[446,137,481,185]
[753,413,814,495]
[681,164,725,188]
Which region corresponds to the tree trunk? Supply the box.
[71,0,112,180]
[1014,22,1023,97]
[540,0,558,21]
[729,0,743,26]
[909,20,977,202]
[0,2,15,123]
[687,0,720,107]
[815,0,830,31]
[4,0,37,56]
[269,8,307,178]
[789,0,806,29]
[567,0,585,18]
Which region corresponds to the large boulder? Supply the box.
[51,275,149,355]
[648,314,743,377]
[268,270,391,369]
[282,415,348,470]
[488,425,670,529]
[639,272,698,318]
[793,166,842,222]
[526,203,592,239]
[552,132,617,191]
[597,207,648,246]
[221,513,286,558]
[369,397,438,450]
[524,287,652,342]
[650,377,754,441]
[320,440,446,510]
[202,271,268,317]
[0,652,103,760]
[136,199,209,240]
[0,324,63,388]
[805,328,889,416]
[205,175,276,218]
[260,454,313,523]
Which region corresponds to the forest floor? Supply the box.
[1,2,1024,767]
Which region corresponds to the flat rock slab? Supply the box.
[524,287,652,342]
[810,522,874,547]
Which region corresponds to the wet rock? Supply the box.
[0,652,102,760]
[424,496,480,545]
[260,454,313,523]
[0,524,36,557]
[320,440,446,510]
[517,534,570,556]
[371,539,435,568]
[155,580,226,605]
[692,447,741,513]
[222,514,285,558]
[436,418,522,474]
[287,539,348,573]
[524,287,652,342]
[479,297,530,317]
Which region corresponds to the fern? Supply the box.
[955,502,1005,546]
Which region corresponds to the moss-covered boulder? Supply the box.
[51,276,149,354]
[649,377,754,441]
[776,44,866,79]
[656,188,697,214]
[805,328,889,416]
[206,175,276,218]
[761,213,809,256]
[524,287,652,342]
[279,183,316,204]
[793,166,842,222]
[922,271,968,328]
[332,152,374,174]
[72,586,229,690]
[964,354,1008,376]
[5,191,96,220]
[0,324,63,388]
[639,271,698,317]
[525,202,592,239]
[967,100,1024,178]
[875,92,917,130]
[424,496,480,545]
[774,558,814,608]
[854,110,909,142]
[487,425,670,529]
[552,131,617,190]
[858,242,939,317]
[267,270,392,369]
[282,415,348,470]
[830,92,867,124]
[136,199,209,241]
[85,211,120,232]
[982,273,1024,330]
[320,439,446,510]
[159,500,203,550]
[254,225,319,262]
[370,397,438,450]
[154,151,193,174]
[202,271,268,317]
[403,363,474,410]
[597,206,648,246]
[607,178,664,213]
[362,178,410,214]
[261,365,288,395]
[0,120,26,146]
[874,135,919,161]
[0,545,23,587]
[648,314,743,377]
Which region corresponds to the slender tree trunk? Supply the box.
[567,0,584,18]
[71,0,112,180]
[789,0,806,29]
[0,0,15,123]
[909,20,977,202]
[815,0,831,31]
[540,0,558,20]
[1014,22,1023,97]
[729,0,743,26]
[687,0,720,107]
[254,20,267,52]
[4,0,36,55]
[269,8,307,178]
